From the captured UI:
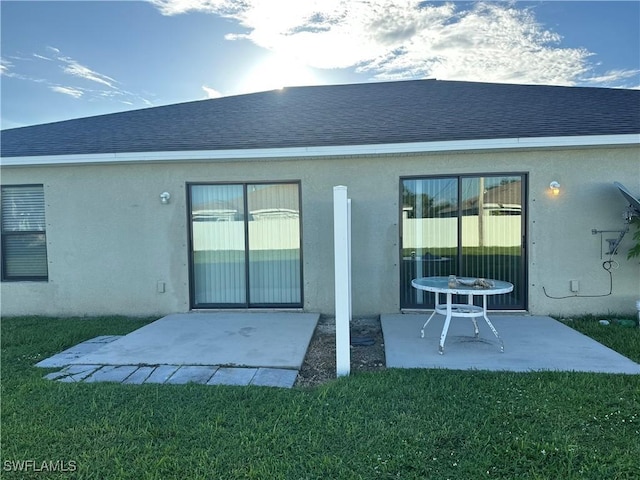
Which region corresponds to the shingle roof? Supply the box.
[2,79,639,158]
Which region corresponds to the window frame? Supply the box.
[187,180,304,309]
[1,184,49,282]
[399,172,528,310]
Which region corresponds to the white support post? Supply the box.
[348,198,352,321]
[333,186,351,376]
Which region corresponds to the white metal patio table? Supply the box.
[411,276,514,354]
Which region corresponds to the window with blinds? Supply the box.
[1,185,48,281]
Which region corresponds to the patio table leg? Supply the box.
[439,292,453,354]
[481,295,504,352]
[421,292,439,338]
[468,293,479,337]
[420,311,437,338]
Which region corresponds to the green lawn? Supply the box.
[2,316,639,479]
[558,313,640,363]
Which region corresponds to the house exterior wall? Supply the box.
[1,144,639,317]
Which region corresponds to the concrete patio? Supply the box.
[382,313,640,374]
[66,312,319,368]
[38,312,319,388]
[37,311,639,389]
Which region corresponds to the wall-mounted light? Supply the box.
[549,181,560,196]
[160,192,171,204]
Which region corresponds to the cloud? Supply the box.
[6,47,156,107]
[50,86,84,98]
[0,58,12,75]
[202,85,223,98]
[148,0,632,87]
[150,0,237,16]
[1,56,49,83]
[581,68,640,88]
[61,59,118,88]
[38,47,119,88]
[355,3,594,86]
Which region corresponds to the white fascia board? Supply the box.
[1,134,638,167]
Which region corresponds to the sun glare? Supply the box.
[238,53,318,93]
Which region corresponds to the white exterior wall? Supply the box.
[1,144,639,317]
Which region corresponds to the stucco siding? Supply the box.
[1,144,638,317]
[523,146,640,316]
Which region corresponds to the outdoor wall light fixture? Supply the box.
[549,181,560,196]
[160,192,171,204]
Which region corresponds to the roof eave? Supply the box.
[1,134,638,167]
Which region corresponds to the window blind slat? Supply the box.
[1,185,48,280]
[1,186,46,232]
[3,234,48,277]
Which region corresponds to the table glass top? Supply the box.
[411,276,514,294]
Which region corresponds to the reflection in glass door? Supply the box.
[400,174,526,310]
[247,184,301,305]
[189,183,302,308]
[190,184,246,306]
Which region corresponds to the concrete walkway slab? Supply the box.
[144,365,180,384]
[207,367,258,386]
[84,365,138,383]
[165,366,218,385]
[43,363,299,388]
[122,366,155,384]
[45,364,102,382]
[251,368,299,388]
[382,314,640,374]
[69,312,319,369]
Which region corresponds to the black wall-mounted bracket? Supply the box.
[591,226,629,258]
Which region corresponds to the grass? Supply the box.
[558,313,640,363]
[2,316,640,479]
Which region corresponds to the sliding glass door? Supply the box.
[189,182,302,308]
[247,184,302,305]
[400,174,526,310]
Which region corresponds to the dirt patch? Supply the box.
[295,316,386,388]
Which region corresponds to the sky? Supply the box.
[1,0,639,129]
